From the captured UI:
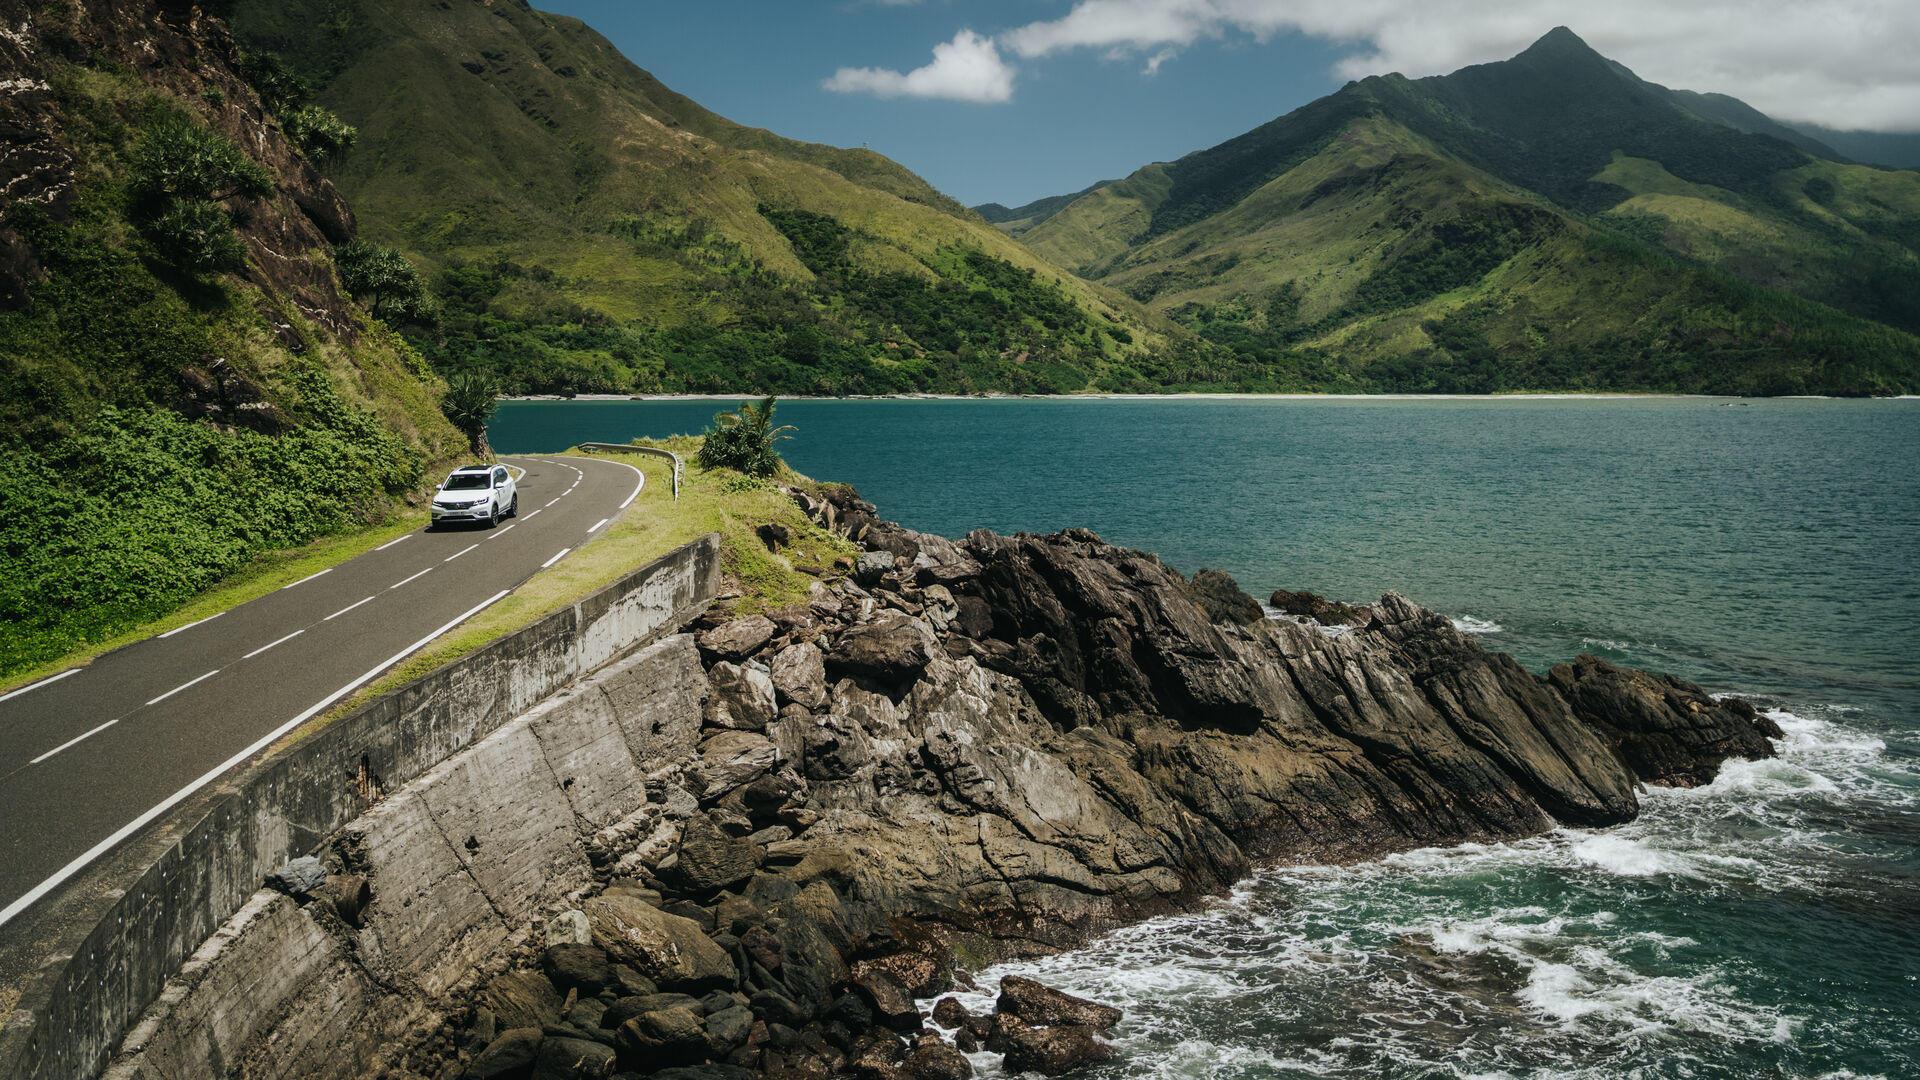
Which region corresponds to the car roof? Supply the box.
[452,465,493,474]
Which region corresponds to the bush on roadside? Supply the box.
[697,395,793,477]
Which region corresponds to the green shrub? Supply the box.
[335,239,431,323]
[440,370,497,453]
[283,103,357,161]
[697,396,793,477]
[127,114,271,274]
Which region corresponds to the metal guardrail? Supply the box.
[576,443,683,499]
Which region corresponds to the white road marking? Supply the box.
[444,543,480,563]
[278,568,333,591]
[325,596,377,621]
[485,524,516,541]
[242,630,304,660]
[540,548,571,569]
[587,518,609,534]
[373,534,412,552]
[0,668,80,705]
[389,567,433,590]
[524,509,544,519]
[145,668,221,707]
[544,498,559,508]
[0,590,511,930]
[158,612,223,639]
[619,469,645,509]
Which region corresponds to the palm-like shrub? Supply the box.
[697,396,793,477]
[441,371,498,454]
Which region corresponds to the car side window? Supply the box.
[494,467,508,486]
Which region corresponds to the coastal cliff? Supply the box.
[377,487,1778,1080]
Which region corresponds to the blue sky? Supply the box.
[538,1,1920,209]
[540,1,1361,208]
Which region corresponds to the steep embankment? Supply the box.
[1004,29,1920,395]
[227,0,1167,396]
[119,480,1780,1079]
[0,0,462,677]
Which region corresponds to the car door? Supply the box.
[494,465,513,510]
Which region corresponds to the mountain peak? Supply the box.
[1518,26,1604,62]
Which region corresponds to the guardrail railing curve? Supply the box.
[576,443,682,499]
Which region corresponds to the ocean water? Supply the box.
[493,396,1920,1078]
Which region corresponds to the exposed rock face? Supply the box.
[399,487,1776,1080]
[1549,654,1784,786]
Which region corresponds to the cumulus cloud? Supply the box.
[998,0,1920,132]
[824,29,1016,103]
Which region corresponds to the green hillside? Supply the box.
[1011,28,1920,395]
[0,1,464,676]
[230,0,1167,396]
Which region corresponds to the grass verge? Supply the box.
[296,439,856,737]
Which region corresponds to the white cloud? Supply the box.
[824,29,1016,104]
[997,0,1920,132]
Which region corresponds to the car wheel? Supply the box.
[484,505,499,529]
[507,494,519,519]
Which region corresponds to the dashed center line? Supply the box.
[390,567,433,590]
[485,524,516,541]
[587,518,609,534]
[158,612,223,639]
[0,668,79,706]
[444,543,480,563]
[544,498,559,508]
[540,548,571,569]
[146,668,221,707]
[242,630,304,660]
[374,534,412,552]
[524,509,544,520]
[324,595,377,621]
[278,568,333,591]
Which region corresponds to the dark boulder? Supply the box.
[1268,588,1370,626]
[483,971,564,1032]
[669,812,761,894]
[543,943,617,995]
[993,976,1120,1031]
[1549,654,1781,786]
[615,1006,709,1068]
[1187,568,1265,625]
[466,1026,544,1079]
[828,612,934,683]
[854,952,948,999]
[850,965,921,1032]
[991,1015,1115,1076]
[532,1035,615,1078]
[903,1034,973,1080]
[699,615,778,661]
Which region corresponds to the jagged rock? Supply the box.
[850,966,920,1032]
[771,641,829,709]
[855,952,948,999]
[543,943,617,994]
[483,971,564,1031]
[699,730,780,799]
[1186,568,1266,625]
[668,812,761,893]
[700,615,778,660]
[533,1035,615,1078]
[616,1006,709,1067]
[265,855,326,896]
[708,661,778,731]
[1548,654,1781,786]
[584,893,737,992]
[466,1026,543,1079]
[929,997,975,1033]
[992,1014,1115,1076]
[704,1004,756,1053]
[903,1034,973,1080]
[828,611,934,683]
[855,550,896,585]
[758,522,792,551]
[604,993,703,1029]
[994,976,1120,1031]
[547,909,592,947]
[1268,588,1370,626]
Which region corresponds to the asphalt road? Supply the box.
[0,454,643,926]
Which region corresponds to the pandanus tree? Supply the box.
[441,371,498,455]
[697,395,795,476]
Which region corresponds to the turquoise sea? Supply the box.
[494,396,1920,1079]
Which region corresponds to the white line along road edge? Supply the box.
[0,668,80,706]
[0,588,511,930]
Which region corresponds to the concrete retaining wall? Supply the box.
[0,535,722,1080]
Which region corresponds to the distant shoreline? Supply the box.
[500,392,1916,403]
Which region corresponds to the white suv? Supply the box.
[430,464,517,528]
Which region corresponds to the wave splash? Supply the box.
[939,702,1917,1077]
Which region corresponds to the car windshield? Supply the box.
[443,473,491,490]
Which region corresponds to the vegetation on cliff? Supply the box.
[0,1,461,677]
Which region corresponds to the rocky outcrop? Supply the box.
[276,485,1768,1080]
